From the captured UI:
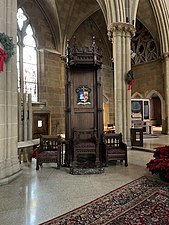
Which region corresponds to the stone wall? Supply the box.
[102,65,114,126]
[132,60,163,98]
[131,60,164,128]
[38,50,65,134]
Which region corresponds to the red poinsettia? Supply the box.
[147,146,169,180]
[153,146,169,158]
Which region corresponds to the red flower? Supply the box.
[147,146,169,181]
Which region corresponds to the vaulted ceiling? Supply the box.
[18,0,162,54]
[33,0,101,51]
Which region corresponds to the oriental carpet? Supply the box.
[39,176,169,225]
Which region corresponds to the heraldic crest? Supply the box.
[76,85,91,105]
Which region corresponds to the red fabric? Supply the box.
[0,48,7,72]
[128,79,134,90]
[32,149,37,158]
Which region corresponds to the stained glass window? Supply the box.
[17,8,38,102]
[17,8,27,31]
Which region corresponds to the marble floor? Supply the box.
[139,126,169,150]
[0,128,168,225]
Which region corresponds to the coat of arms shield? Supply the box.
[76,85,91,105]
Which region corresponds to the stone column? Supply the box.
[0,0,21,185]
[108,22,135,144]
[163,53,169,134]
[23,93,28,141]
[60,56,66,133]
[28,93,32,140]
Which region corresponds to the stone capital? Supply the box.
[107,22,136,41]
[162,52,169,60]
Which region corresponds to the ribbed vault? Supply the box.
[105,0,139,26]
[23,0,169,56]
[149,0,169,53]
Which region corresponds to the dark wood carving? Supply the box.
[103,133,128,167]
[36,135,62,170]
[65,37,103,169]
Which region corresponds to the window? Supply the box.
[17,8,38,102]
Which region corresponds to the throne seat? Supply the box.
[72,129,100,167]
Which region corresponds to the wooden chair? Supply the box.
[36,135,62,170]
[103,133,128,167]
[72,129,100,167]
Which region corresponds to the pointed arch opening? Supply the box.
[146,90,164,133]
[17,7,38,102]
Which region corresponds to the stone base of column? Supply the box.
[0,169,22,186]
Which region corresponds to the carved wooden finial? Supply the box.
[66,39,70,47]
[72,36,78,52]
[73,36,76,43]
[92,36,96,46]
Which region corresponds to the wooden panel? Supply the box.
[70,68,96,130]
[72,112,94,130]
[33,113,49,139]
[72,68,94,108]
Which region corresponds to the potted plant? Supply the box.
[146,146,169,182]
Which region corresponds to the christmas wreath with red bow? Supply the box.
[0,32,15,72]
[125,70,134,90]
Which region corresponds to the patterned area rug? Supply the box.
[39,176,169,225]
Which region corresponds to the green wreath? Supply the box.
[125,70,134,84]
[0,32,15,62]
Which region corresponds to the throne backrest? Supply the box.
[73,129,97,144]
[103,133,122,148]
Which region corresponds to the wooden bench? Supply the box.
[36,135,62,170]
[103,133,128,167]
